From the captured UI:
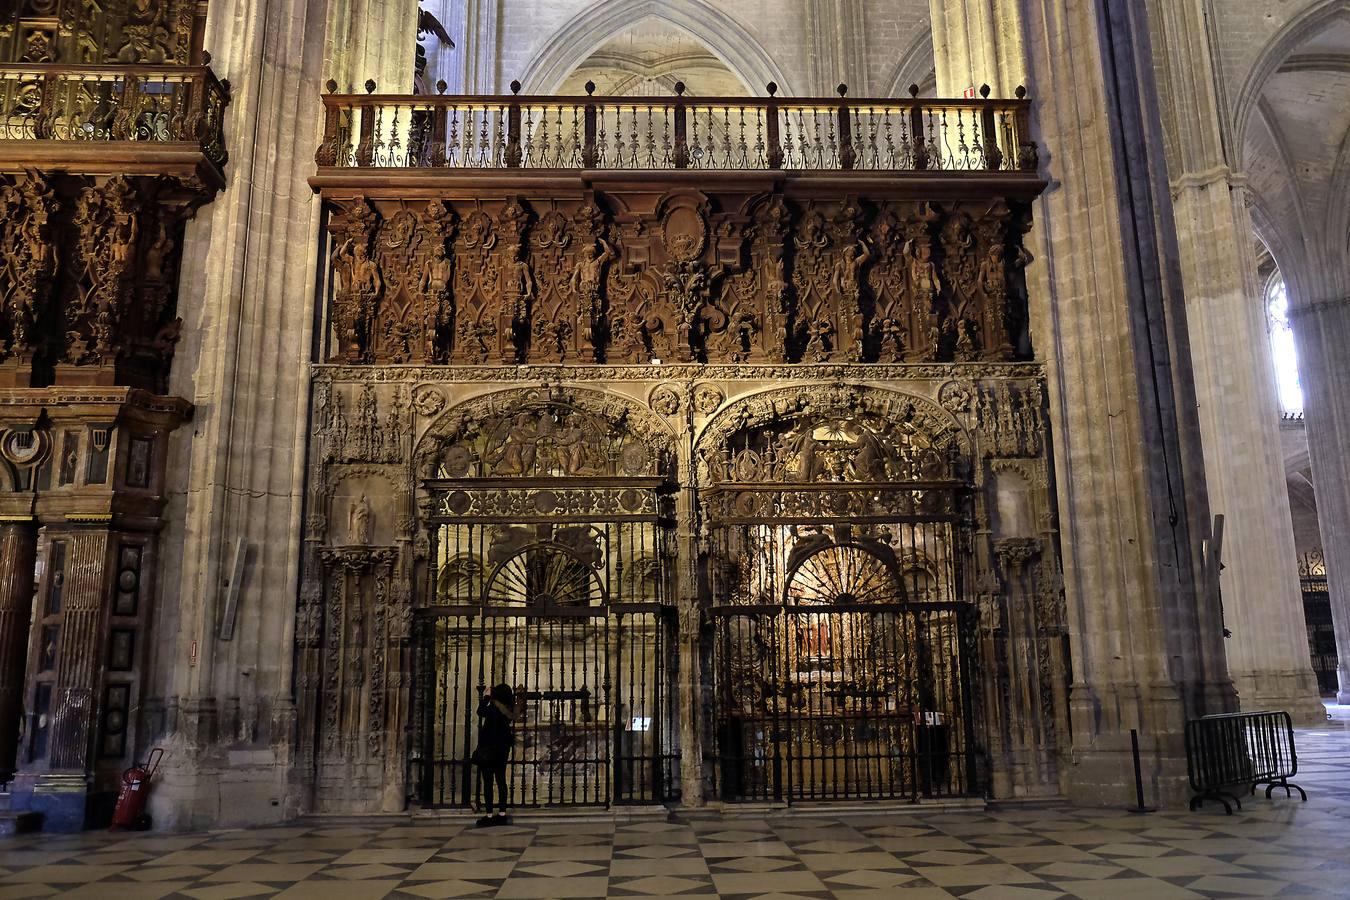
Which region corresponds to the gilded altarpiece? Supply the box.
[300,183,1071,812]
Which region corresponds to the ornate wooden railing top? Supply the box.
[316,80,1036,173]
[0,63,229,169]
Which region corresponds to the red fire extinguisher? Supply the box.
[110,747,163,831]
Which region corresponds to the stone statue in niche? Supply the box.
[348,494,372,544]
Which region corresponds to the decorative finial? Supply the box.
[766,81,778,97]
[510,79,521,94]
[908,83,920,98]
[836,83,848,97]
[326,78,338,94]
[674,81,686,96]
[979,84,991,99]
[1015,85,1027,99]
[437,79,447,94]
[585,80,596,96]
[364,79,376,94]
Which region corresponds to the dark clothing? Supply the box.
[475,695,514,813]
[479,760,508,814]
[476,696,514,762]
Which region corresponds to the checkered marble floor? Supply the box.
[3,708,1349,899]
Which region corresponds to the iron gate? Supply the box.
[713,599,977,802]
[416,603,676,807]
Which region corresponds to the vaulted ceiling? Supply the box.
[1243,16,1350,303]
[557,18,750,97]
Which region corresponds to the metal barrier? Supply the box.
[1184,711,1306,814]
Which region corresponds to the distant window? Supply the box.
[1266,277,1303,416]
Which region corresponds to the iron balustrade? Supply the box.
[1184,710,1307,814]
[0,63,229,166]
[316,80,1037,173]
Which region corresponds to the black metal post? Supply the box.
[1129,728,1155,813]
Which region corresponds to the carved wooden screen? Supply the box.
[413,389,680,808]
[698,386,980,802]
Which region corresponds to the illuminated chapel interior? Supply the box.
[0,0,1348,832]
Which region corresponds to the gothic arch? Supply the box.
[519,0,792,96]
[881,28,937,98]
[1233,0,1350,155]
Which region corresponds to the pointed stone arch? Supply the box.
[1233,0,1350,153]
[519,0,792,97]
[881,28,937,98]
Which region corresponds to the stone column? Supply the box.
[0,518,36,778]
[929,1,1026,96]
[1290,294,1350,704]
[930,0,1236,805]
[151,0,425,830]
[1147,0,1323,723]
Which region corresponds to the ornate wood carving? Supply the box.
[2,0,206,66]
[0,175,58,367]
[321,192,1033,368]
[0,172,200,390]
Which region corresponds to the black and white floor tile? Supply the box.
[3,706,1349,899]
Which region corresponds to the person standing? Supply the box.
[474,683,515,826]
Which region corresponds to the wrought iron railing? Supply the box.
[0,64,229,167]
[316,80,1036,173]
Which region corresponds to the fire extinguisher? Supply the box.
[110,747,163,831]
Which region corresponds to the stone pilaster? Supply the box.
[929,0,1027,96]
[149,0,333,830]
[931,0,1237,805]
[1147,0,1323,724]
[1290,293,1350,705]
[0,519,36,778]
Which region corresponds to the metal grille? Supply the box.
[707,485,979,803]
[415,507,679,808]
[714,600,976,803]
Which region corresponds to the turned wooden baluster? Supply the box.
[835,84,855,170]
[908,84,929,172]
[765,82,783,169]
[582,80,598,168]
[673,81,688,169]
[505,79,522,168]
[979,85,1003,171]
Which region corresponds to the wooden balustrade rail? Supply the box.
[315,80,1036,174]
[0,63,229,167]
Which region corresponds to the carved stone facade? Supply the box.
[299,362,1069,810]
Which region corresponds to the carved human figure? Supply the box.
[851,426,886,480]
[832,239,872,300]
[877,316,906,361]
[498,412,540,474]
[793,428,826,483]
[805,318,834,362]
[348,493,372,544]
[502,244,534,318]
[553,421,590,475]
[570,238,616,313]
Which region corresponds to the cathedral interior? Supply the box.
[2,2,1350,891]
